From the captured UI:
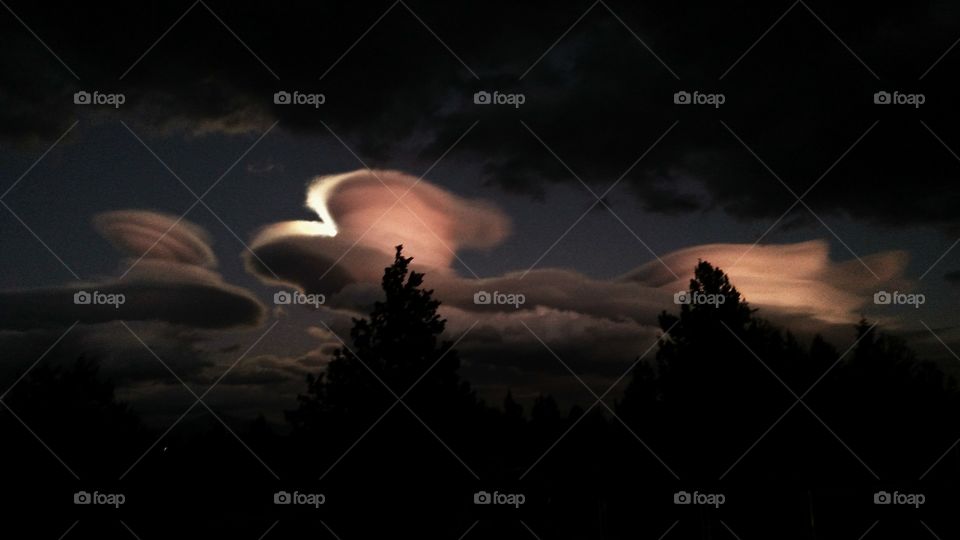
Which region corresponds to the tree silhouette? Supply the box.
[620,260,886,485]
[9,255,960,539]
[290,245,476,432]
[619,261,788,476]
[2,356,144,479]
[826,319,960,480]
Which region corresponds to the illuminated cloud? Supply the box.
[621,240,909,325]
[244,170,922,408]
[246,169,511,291]
[250,171,912,334]
[94,210,217,267]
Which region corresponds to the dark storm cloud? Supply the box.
[5,0,960,229]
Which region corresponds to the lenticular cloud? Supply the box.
[247,170,914,334]
[94,210,217,267]
[620,240,909,325]
[0,210,264,330]
[245,169,511,292]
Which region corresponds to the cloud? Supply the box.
[248,172,914,399]
[0,265,263,330]
[0,211,264,330]
[245,169,510,291]
[320,238,907,335]
[441,304,663,406]
[428,240,910,395]
[6,2,960,232]
[93,210,217,267]
[621,240,909,325]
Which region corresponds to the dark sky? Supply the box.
[3,0,960,422]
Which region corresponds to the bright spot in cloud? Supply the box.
[248,169,511,288]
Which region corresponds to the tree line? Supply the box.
[3,246,957,538]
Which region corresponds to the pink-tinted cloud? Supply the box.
[94,210,217,267]
[246,169,510,289]
[621,240,909,325]
[245,170,917,390]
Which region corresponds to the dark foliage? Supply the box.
[4,252,958,538]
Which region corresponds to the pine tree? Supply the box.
[288,245,476,436]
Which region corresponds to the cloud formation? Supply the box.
[246,169,510,290]
[94,210,217,267]
[247,170,915,396]
[0,174,925,421]
[6,1,960,232]
[0,211,264,330]
[621,240,909,325]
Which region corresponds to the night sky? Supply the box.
[3,0,960,425]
